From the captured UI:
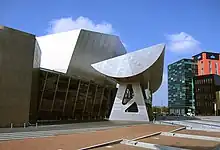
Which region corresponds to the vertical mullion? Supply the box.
[105,88,111,118]
[91,85,98,117]
[38,72,48,112]
[72,80,81,117]
[82,82,91,117]
[51,74,60,112]
[98,87,105,117]
[62,77,71,113]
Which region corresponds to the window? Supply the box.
[209,61,212,74]
[211,55,215,59]
[207,78,210,84]
[201,65,204,75]
[215,63,218,75]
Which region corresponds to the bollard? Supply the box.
[24,123,26,128]
[10,123,13,128]
[36,122,38,128]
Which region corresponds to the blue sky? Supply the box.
[1,0,220,106]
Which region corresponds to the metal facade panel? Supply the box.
[92,43,164,78]
[36,29,81,73]
[109,82,149,121]
[91,43,165,93]
[67,30,127,84]
[37,29,126,85]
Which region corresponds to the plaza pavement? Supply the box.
[0,118,220,149]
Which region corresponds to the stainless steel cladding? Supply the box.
[37,29,126,85]
[92,43,165,93]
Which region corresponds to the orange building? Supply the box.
[192,52,220,76]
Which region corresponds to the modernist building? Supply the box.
[0,26,126,127]
[193,52,220,76]
[168,59,198,115]
[0,25,165,126]
[92,44,165,121]
[193,74,220,116]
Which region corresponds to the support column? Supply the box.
[145,81,153,121]
[109,82,149,122]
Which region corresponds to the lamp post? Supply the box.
[214,102,217,116]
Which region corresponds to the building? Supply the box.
[0,26,126,127]
[0,26,41,127]
[193,74,220,116]
[92,44,165,121]
[168,59,198,115]
[192,52,220,76]
[0,25,165,126]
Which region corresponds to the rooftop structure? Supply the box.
[192,52,220,76]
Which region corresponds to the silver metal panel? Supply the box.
[92,43,165,92]
[37,29,81,73]
[33,41,41,69]
[37,29,126,85]
[109,82,149,121]
[91,43,165,78]
[67,30,127,85]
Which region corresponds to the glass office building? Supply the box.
[168,59,198,115]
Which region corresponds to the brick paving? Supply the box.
[0,124,180,150]
[139,135,220,150]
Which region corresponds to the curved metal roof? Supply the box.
[91,43,165,93]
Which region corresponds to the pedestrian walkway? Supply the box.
[157,120,220,132]
[0,121,148,141]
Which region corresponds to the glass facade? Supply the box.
[168,59,198,115]
[36,69,114,121]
